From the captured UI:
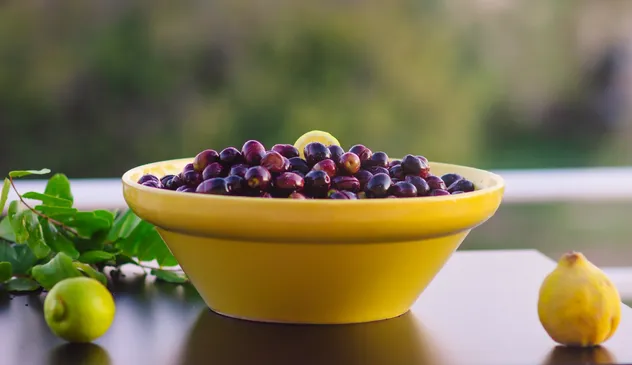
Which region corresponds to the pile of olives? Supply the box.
[137,140,476,199]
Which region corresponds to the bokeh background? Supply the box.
[1,0,632,265]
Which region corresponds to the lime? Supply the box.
[44,277,116,343]
[293,130,341,159]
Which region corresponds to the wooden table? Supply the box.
[1,249,630,365]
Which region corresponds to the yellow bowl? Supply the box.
[122,158,505,324]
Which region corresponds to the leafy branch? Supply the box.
[0,169,188,293]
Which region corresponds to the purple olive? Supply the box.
[271,144,300,159]
[193,149,220,172]
[241,140,266,166]
[245,166,272,191]
[312,159,337,178]
[202,162,225,180]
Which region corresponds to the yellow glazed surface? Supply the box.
[122,158,505,324]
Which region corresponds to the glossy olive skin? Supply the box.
[367,166,390,176]
[176,185,196,193]
[163,174,183,190]
[245,166,272,191]
[289,191,307,199]
[448,178,475,193]
[337,152,361,175]
[182,163,195,173]
[348,144,372,162]
[365,173,392,198]
[389,181,418,198]
[451,190,464,195]
[160,174,175,187]
[219,147,244,166]
[182,170,203,187]
[329,191,357,199]
[429,189,450,196]
[261,151,288,173]
[141,181,160,188]
[362,151,389,169]
[441,173,462,188]
[288,157,310,175]
[272,144,300,159]
[332,175,361,192]
[229,164,250,178]
[389,159,402,168]
[196,178,230,195]
[202,162,225,181]
[389,165,405,180]
[405,175,430,196]
[303,170,331,198]
[417,156,430,178]
[275,172,305,191]
[193,149,220,172]
[400,155,425,176]
[328,145,345,162]
[312,159,337,178]
[425,175,447,191]
[225,175,245,195]
[304,142,332,166]
[241,140,266,166]
[138,174,159,185]
[354,170,374,191]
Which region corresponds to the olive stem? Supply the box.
[8,177,80,236]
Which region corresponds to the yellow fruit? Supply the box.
[537,251,621,347]
[44,277,116,343]
[293,130,341,159]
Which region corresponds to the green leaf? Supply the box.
[151,269,187,284]
[0,216,16,242]
[73,262,107,286]
[31,252,83,290]
[0,241,17,262]
[0,178,10,214]
[40,220,80,259]
[6,277,40,292]
[34,205,77,218]
[0,262,12,282]
[8,169,51,178]
[115,220,153,256]
[114,254,138,267]
[22,192,72,208]
[78,250,115,264]
[57,212,111,237]
[11,245,37,275]
[137,228,178,267]
[23,211,50,259]
[7,201,29,243]
[107,209,142,242]
[93,210,115,226]
[44,173,73,204]
[73,230,107,253]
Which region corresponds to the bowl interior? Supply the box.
[122,158,505,243]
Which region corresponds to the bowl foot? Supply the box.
[208,307,412,325]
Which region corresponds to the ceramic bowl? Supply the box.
[122,158,504,324]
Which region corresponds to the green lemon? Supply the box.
[44,277,116,343]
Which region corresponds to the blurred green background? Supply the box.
[1,0,632,264]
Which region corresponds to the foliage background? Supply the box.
[2,1,632,265]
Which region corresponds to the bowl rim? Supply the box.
[122,157,505,206]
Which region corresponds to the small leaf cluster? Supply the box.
[0,169,187,292]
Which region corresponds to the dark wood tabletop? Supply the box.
[1,249,630,365]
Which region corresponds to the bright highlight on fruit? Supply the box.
[293,130,341,159]
[44,277,116,343]
[538,251,621,347]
